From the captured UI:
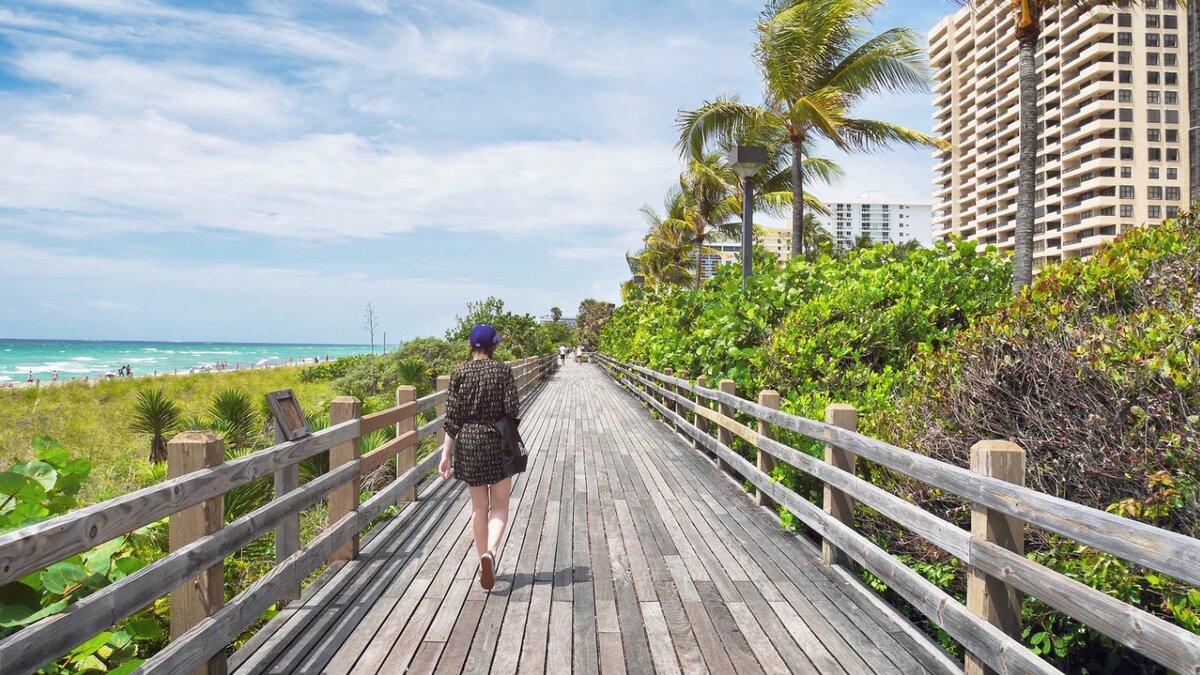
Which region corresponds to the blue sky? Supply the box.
[0,0,955,343]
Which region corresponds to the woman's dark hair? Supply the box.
[470,342,496,359]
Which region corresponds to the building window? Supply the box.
[1166,91,1178,104]
[1146,14,1160,28]
[1149,206,1162,219]
[1165,72,1177,85]
[1118,13,1132,27]
[1147,71,1160,84]
[1167,206,1179,218]
[1165,53,1177,67]
[1150,148,1162,160]
[1121,166,1132,178]
[1166,148,1178,161]
[1149,186,1164,199]
[1166,129,1178,143]
[1166,187,1181,200]
[1166,110,1179,124]
[1121,204,1134,217]
[1118,32,1133,45]
[1119,89,1132,102]
[1119,108,1134,122]
[1119,70,1134,83]
[1119,51,1133,65]
[1164,34,1177,48]
[1167,168,1178,179]
[1150,167,1160,179]
[1164,15,1178,29]
[1165,0,1177,8]
[1121,147,1135,160]
[1120,127,1134,141]
[1145,34,1160,47]
[1120,185,1135,198]
[1148,109,1162,123]
[1148,90,1160,103]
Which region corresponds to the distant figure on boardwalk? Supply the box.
[558,344,568,365]
[438,324,522,591]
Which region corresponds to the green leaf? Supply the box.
[10,461,57,492]
[108,659,145,675]
[42,561,88,595]
[34,440,69,467]
[124,618,162,640]
[70,631,113,658]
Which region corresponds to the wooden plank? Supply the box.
[822,404,857,568]
[359,399,417,435]
[640,602,682,675]
[0,418,360,587]
[490,601,529,675]
[547,601,574,674]
[328,396,362,562]
[359,429,417,475]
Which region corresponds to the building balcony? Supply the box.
[1061,115,1117,147]
[1064,58,1117,88]
[1061,195,1119,219]
[1062,95,1116,127]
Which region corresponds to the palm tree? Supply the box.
[131,388,181,463]
[632,187,703,289]
[677,0,942,258]
[955,0,1173,292]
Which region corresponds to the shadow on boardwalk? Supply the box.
[231,362,957,674]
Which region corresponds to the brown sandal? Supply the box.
[480,551,495,590]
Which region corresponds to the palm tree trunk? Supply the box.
[790,135,805,258]
[1013,34,1038,292]
[696,232,704,287]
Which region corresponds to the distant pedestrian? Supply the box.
[439,324,522,591]
[52,370,58,381]
[558,344,568,365]
[27,371,33,383]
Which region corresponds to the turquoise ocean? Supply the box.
[0,339,370,383]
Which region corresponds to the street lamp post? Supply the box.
[728,145,768,287]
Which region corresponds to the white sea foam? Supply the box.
[70,357,98,362]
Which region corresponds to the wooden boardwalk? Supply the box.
[231,361,956,674]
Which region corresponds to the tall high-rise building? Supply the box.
[816,192,933,248]
[1190,0,1199,204]
[930,2,1191,263]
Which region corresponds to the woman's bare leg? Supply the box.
[486,477,511,555]
[468,485,490,558]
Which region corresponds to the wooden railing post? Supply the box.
[965,440,1026,675]
[663,368,676,430]
[694,375,708,455]
[822,404,857,567]
[395,385,417,506]
[167,431,227,675]
[273,424,300,604]
[329,396,362,562]
[717,379,736,475]
[676,370,689,432]
[756,390,781,509]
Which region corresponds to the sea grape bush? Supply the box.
[0,437,167,673]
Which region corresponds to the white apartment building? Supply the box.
[699,227,792,281]
[930,1,1192,263]
[817,193,934,248]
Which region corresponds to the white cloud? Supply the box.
[0,110,677,239]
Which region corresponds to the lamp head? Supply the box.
[728,145,768,179]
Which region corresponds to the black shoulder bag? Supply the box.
[492,414,528,477]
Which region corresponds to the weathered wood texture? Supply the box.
[272,424,300,605]
[965,441,1025,675]
[230,359,952,674]
[167,431,227,675]
[329,396,363,562]
[599,355,1200,675]
[395,385,418,505]
[822,404,857,568]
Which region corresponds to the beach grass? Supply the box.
[0,368,338,503]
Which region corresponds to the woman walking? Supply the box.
[438,324,521,590]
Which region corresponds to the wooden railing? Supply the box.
[597,355,1200,675]
[0,354,558,675]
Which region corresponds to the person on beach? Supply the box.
[52,370,57,381]
[27,371,33,383]
[438,324,521,591]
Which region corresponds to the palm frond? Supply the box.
[675,97,784,160]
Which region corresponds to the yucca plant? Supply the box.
[130,388,181,463]
[391,357,432,396]
[209,389,259,450]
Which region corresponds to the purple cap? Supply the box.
[469,324,502,348]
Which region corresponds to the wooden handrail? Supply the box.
[0,353,559,675]
[598,355,1200,674]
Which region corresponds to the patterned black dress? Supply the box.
[444,358,520,487]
